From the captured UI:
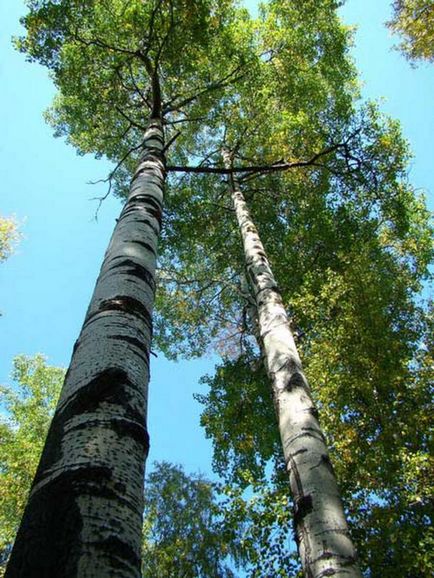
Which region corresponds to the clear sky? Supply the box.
[0,0,433,483]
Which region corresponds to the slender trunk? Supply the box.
[6,119,165,578]
[224,151,361,578]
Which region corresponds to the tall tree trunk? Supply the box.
[224,151,361,578]
[6,118,165,578]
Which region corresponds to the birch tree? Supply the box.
[221,148,361,577]
[8,0,433,576]
[153,3,433,575]
[6,2,253,576]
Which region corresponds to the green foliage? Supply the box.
[16,0,255,194]
[196,358,280,484]
[14,1,434,575]
[158,75,433,578]
[143,462,243,577]
[0,217,19,263]
[388,0,434,63]
[218,481,298,577]
[0,355,64,561]
[142,462,299,578]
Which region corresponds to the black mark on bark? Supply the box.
[108,334,149,357]
[286,371,306,391]
[34,368,144,479]
[108,259,156,291]
[97,535,141,571]
[129,239,157,256]
[293,494,313,528]
[95,295,153,330]
[5,466,110,578]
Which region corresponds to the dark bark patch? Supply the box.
[309,453,335,473]
[320,453,335,475]
[307,405,320,421]
[301,426,326,443]
[108,334,149,358]
[129,239,157,256]
[72,339,80,354]
[254,284,281,302]
[293,494,313,528]
[65,416,149,453]
[143,131,164,146]
[114,482,127,494]
[5,466,110,578]
[96,535,141,571]
[130,192,162,213]
[97,295,153,329]
[34,368,143,480]
[121,195,163,228]
[291,448,308,458]
[110,417,150,454]
[108,259,156,291]
[286,371,306,391]
[316,569,337,577]
[131,216,160,235]
[6,465,145,577]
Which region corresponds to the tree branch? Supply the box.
[88,142,143,219]
[162,62,246,114]
[166,143,345,176]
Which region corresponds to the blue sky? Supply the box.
[0,0,433,481]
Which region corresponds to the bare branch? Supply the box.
[162,130,182,153]
[127,61,152,107]
[88,142,143,219]
[164,115,208,126]
[166,143,345,176]
[115,106,148,132]
[163,62,246,114]
[73,33,140,59]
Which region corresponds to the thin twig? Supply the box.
[89,142,143,219]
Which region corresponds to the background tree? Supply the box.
[0,356,64,576]
[387,0,434,63]
[0,217,19,263]
[0,216,20,315]
[142,462,247,578]
[0,360,256,578]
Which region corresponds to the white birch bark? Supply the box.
[224,151,362,578]
[6,119,165,578]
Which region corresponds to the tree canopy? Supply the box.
[8,1,434,576]
[142,462,244,578]
[388,0,434,63]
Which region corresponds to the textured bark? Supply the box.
[6,119,165,578]
[224,151,361,578]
